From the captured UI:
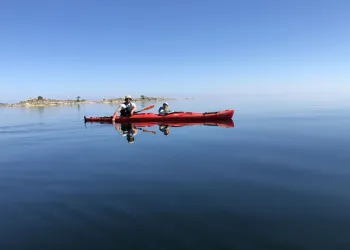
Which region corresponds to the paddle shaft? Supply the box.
[134,105,155,114]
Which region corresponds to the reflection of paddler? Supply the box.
[159,125,170,136]
[115,123,138,144]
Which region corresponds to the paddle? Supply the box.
[134,105,155,114]
[137,128,156,135]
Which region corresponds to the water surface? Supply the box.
[0,99,350,250]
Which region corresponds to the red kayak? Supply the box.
[85,120,234,128]
[84,109,234,123]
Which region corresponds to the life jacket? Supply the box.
[120,102,134,116]
[159,106,169,114]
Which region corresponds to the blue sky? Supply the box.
[0,0,349,102]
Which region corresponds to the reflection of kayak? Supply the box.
[85,120,234,128]
[84,109,234,122]
[127,120,234,128]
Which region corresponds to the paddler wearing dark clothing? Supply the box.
[112,95,137,121]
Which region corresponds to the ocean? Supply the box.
[0,98,349,250]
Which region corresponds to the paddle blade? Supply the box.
[134,105,155,114]
[139,105,155,112]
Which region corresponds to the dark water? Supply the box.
[1,99,350,250]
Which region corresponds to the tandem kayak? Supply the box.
[84,109,234,123]
[85,119,234,128]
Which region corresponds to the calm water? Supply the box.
[1,99,350,250]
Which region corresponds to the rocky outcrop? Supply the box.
[97,96,173,104]
[6,98,92,107]
[4,96,175,107]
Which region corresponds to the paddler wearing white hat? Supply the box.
[112,95,137,121]
[158,102,171,115]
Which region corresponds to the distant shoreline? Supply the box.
[0,96,186,108]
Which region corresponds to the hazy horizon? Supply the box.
[2,84,350,108]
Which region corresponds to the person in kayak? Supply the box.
[112,95,137,121]
[158,102,172,115]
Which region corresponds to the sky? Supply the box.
[0,0,349,102]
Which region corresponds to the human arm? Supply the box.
[114,123,121,131]
[130,103,137,115]
[112,105,122,121]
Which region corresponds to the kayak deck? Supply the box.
[84,109,234,122]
